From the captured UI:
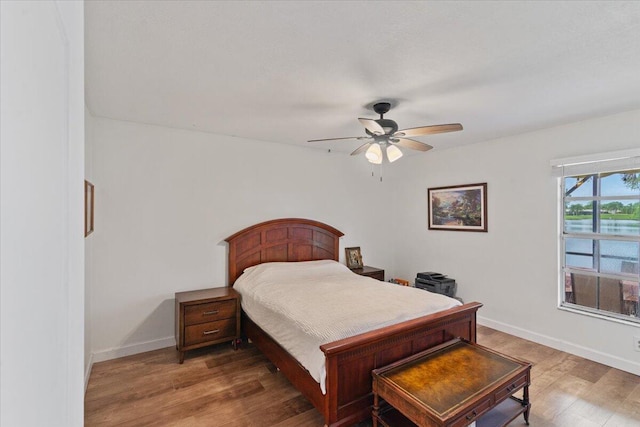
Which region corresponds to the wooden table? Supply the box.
[372,338,531,427]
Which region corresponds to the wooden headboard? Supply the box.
[225,218,344,285]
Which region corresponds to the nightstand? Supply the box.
[352,266,385,281]
[175,287,240,364]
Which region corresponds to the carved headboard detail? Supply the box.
[225,218,344,286]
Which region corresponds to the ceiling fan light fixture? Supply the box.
[365,143,383,164]
[386,144,403,162]
[308,102,462,164]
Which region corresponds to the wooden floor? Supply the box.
[85,326,640,426]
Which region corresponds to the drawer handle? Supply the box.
[203,329,220,335]
[203,310,219,316]
[466,410,477,421]
[507,383,517,391]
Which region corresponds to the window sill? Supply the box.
[559,303,640,327]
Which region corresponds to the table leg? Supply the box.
[372,392,379,427]
[523,384,530,425]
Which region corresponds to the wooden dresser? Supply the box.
[352,265,385,281]
[175,287,240,363]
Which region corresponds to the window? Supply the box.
[553,150,640,324]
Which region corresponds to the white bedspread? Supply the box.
[234,260,461,394]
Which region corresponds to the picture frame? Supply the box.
[345,246,363,269]
[428,183,487,232]
[85,180,94,237]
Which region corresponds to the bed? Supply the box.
[225,218,482,427]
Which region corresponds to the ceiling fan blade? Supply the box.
[350,141,372,156]
[307,136,367,143]
[392,138,433,152]
[394,123,463,138]
[358,118,385,135]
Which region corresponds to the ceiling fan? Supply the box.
[309,102,463,164]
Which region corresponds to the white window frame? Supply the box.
[552,149,640,326]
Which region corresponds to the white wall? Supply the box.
[1,1,85,426]
[87,110,640,377]
[388,109,640,375]
[88,117,393,360]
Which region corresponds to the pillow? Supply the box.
[236,259,351,289]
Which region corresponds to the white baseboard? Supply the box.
[478,316,640,376]
[84,352,94,393]
[91,336,176,364]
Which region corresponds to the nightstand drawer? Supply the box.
[184,300,236,325]
[175,287,240,363]
[184,319,237,346]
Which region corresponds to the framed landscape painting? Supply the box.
[428,183,487,232]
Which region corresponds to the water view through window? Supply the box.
[562,169,639,321]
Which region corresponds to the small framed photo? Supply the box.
[85,180,94,237]
[345,246,363,269]
[428,183,487,232]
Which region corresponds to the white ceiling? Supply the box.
[85,1,640,155]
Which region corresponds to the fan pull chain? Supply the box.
[370,164,384,182]
[371,163,383,182]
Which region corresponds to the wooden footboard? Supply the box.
[321,302,481,426]
[244,302,481,427]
